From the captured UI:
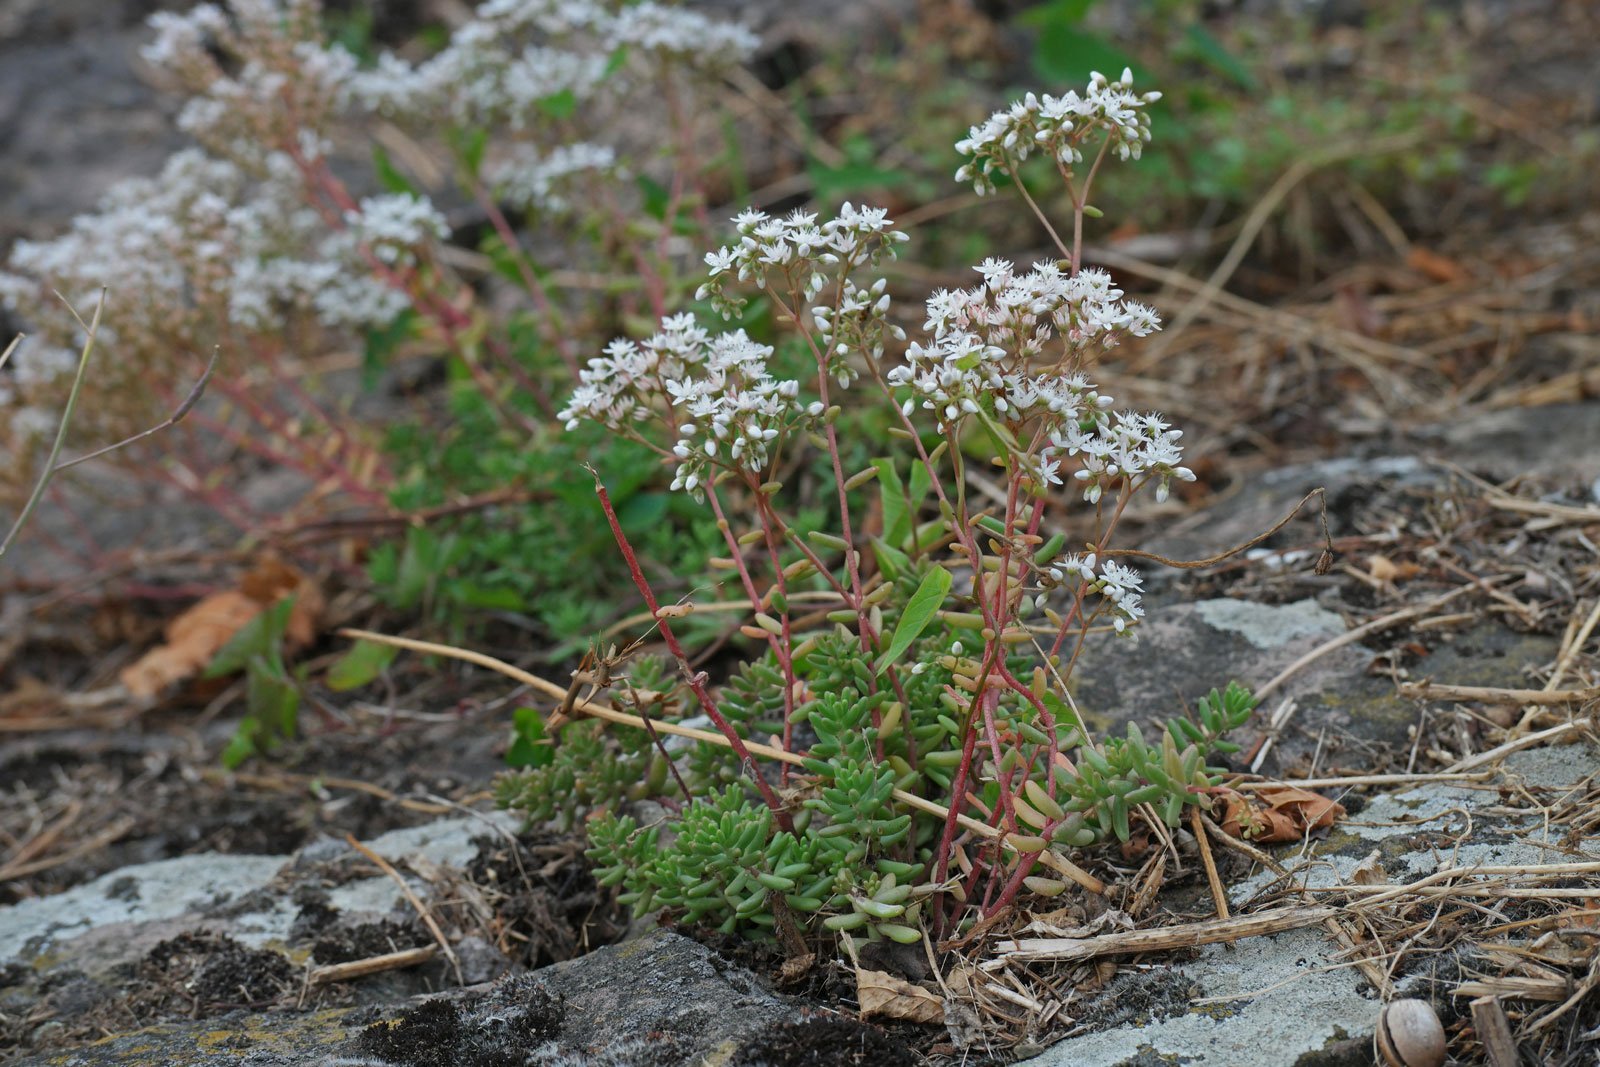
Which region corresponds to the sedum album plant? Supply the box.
[499,70,1260,940]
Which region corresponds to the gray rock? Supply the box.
[1143,401,1600,565]
[0,813,514,972]
[4,930,810,1067]
[1017,741,1600,1067]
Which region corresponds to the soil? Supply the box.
[0,710,509,907]
[0,823,629,1060]
[2,0,1599,1065]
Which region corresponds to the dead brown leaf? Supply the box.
[1213,786,1345,843]
[119,591,261,698]
[238,555,323,646]
[119,557,323,699]
[855,967,945,1025]
[1351,849,1389,886]
[1406,246,1470,284]
[1367,554,1421,584]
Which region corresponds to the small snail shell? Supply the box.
[1375,998,1446,1067]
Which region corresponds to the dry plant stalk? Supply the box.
[989,904,1338,964]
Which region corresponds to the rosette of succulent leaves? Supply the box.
[498,70,1263,945]
[0,0,754,478]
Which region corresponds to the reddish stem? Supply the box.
[594,474,793,833]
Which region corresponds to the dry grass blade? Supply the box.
[308,945,438,986]
[1399,681,1600,705]
[1252,583,1490,700]
[344,832,463,986]
[988,905,1337,965]
[1446,720,1594,773]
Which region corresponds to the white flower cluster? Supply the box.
[885,256,1191,507]
[342,194,451,265]
[484,142,620,213]
[1043,553,1146,634]
[696,204,909,319]
[346,0,757,128]
[144,0,353,163]
[0,149,443,396]
[954,70,1161,195]
[1044,410,1194,504]
[810,278,905,389]
[888,259,1157,427]
[559,314,818,499]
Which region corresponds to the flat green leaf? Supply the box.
[1183,24,1257,92]
[453,582,526,611]
[603,45,629,78]
[536,88,578,120]
[326,639,399,692]
[247,659,300,739]
[1031,22,1135,87]
[875,566,951,675]
[204,597,295,680]
[870,537,910,582]
[448,126,490,178]
[505,706,554,768]
[808,136,913,202]
[637,175,670,221]
[1017,0,1098,27]
[221,718,259,769]
[872,458,911,548]
[371,144,418,197]
[362,307,417,388]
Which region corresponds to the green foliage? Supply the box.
[373,388,722,643]
[1051,682,1260,844]
[506,591,1259,938]
[205,597,302,769]
[492,717,659,832]
[325,639,399,692]
[504,707,555,769]
[874,565,951,674]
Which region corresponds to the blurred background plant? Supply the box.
[0,0,761,641]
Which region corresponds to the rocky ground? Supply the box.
[4,405,1598,1064]
[3,1,1599,1065]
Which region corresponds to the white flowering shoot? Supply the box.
[954,69,1162,195]
[345,0,757,130]
[887,261,1160,433]
[696,204,909,322]
[560,315,814,500]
